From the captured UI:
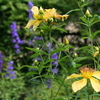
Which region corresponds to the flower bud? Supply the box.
[93,51,99,57]
[34,59,39,65]
[85,10,92,17]
[94,46,99,51]
[73,53,78,58]
[63,38,69,45]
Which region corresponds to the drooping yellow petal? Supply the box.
[92,71,100,79]
[25,20,36,28]
[66,74,83,79]
[31,6,39,17]
[33,20,41,30]
[72,78,87,92]
[90,77,100,92]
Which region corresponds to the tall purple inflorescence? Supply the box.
[5,61,17,79]
[28,1,34,19]
[46,78,52,88]
[0,52,3,71]
[47,43,59,74]
[51,53,59,74]
[51,53,58,66]
[10,22,24,53]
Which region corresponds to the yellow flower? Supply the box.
[93,46,99,57]
[25,6,69,30]
[43,8,69,21]
[25,6,44,30]
[66,66,100,92]
[43,8,57,21]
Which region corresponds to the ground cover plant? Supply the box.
[1,0,100,100]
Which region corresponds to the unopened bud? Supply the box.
[36,47,39,50]
[85,10,92,17]
[63,38,69,45]
[81,0,85,2]
[34,60,39,65]
[94,46,99,51]
[93,51,99,57]
[73,53,78,58]
[40,30,44,33]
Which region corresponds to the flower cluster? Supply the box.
[66,66,100,92]
[51,53,58,66]
[25,6,69,30]
[47,43,59,74]
[10,22,24,53]
[46,78,52,88]
[0,52,3,71]
[28,1,34,19]
[5,61,16,79]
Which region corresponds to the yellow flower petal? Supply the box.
[90,77,100,92]
[31,6,39,16]
[66,74,83,79]
[33,20,41,30]
[92,71,100,79]
[25,20,36,28]
[72,78,87,92]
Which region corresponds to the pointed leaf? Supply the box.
[90,30,100,39]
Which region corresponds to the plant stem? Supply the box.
[86,81,90,100]
[52,75,68,100]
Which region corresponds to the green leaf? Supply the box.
[82,37,88,39]
[26,71,38,76]
[52,27,67,33]
[78,22,88,26]
[23,65,37,69]
[80,17,88,23]
[74,57,90,62]
[50,47,66,55]
[90,30,100,39]
[31,52,40,58]
[44,59,54,65]
[90,20,100,26]
[75,46,92,51]
[30,75,53,80]
[39,25,51,31]
[26,47,38,52]
[66,9,80,14]
[31,51,48,58]
[80,1,91,7]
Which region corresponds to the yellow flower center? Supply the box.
[79,66,95,78]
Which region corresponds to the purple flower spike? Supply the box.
[46,78,52,88]
[5,61,17,79]
[52,67,58,74]
[28,1,34,9]
[16,49,21,54]
[10,22,25,53]
[28,1,34,19]
[33,36,43,40]
[51,53,58,60]
[51,53,58,66]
